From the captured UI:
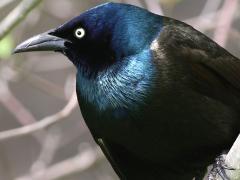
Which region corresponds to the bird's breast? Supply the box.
[77,70,239,164]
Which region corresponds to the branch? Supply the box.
[208,135,240,180]
[198,0,221,19]
[213,0,238,47]
[0,0,43,41]
[24,72,66,101]
[0,91,78,142]
[144,0,163,15]
[30,128,61,174]
[184,11,219,31]
[0,0,18,9]
[16,147,104,180]
[223,134,240,179]
[0,80,46,143]
[122,0,143,8]
[186,0,220,32]
[0,82,36,125]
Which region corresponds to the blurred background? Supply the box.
[0,0,239,179]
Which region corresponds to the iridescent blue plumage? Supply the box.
[76,48,156,112]
[59,3,162,114]
[53,3,162,76]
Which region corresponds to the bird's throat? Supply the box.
[76,49,156,112]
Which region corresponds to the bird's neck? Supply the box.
[76,49,156,112]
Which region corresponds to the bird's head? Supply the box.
[14,3,162,77]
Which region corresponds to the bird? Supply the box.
[13,2,240,180]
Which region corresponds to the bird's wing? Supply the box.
[156,21,240,108]
[96,138,126,179]
[96,138,169,179]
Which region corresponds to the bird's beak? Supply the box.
[13,30,67,54]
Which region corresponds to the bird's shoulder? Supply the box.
[151,18,240,108]
[158,17,223,57]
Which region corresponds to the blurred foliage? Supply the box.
[0,35,14,59]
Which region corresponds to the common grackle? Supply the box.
[14,3,240,180]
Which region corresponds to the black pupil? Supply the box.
[77,30,82,36]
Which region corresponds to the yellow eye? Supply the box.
[75,28,85,39]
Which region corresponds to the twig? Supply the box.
[0,0,43,40]
[0,90,78,142]
[208,135,240,180]
[0,82,36,125]
[16,147,104,180]
[213,0,238,47]
[188,0,221,32]
[223,134,240,179]
[30,128,61,175]
[0,79,47,143]
[198,0,221,18]
[0,0,18,9]
[144,0,163,15]
[122,0,143,8]
[24,72,66,101]
[185,10,220,32]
